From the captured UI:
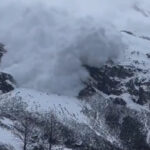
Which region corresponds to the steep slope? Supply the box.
[78,33,150,150]
[1,39,150,150]
[1,0,150,150]
[1,34,150,150]
[0,87,124,150]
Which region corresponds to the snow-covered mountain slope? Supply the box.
[0,118,20,150]
[1,88,86,122]
[0,88,87,150]
[1,0,150,150]
[77,33,150,150]
[0,87,88,149]
[2,34,150,149]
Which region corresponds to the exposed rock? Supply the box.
[105,109,120,129]
[78,81,96,98]
[0,43,15,94]
[80,64,150,106]
[113,97,126,106]
[80,65,125,96]
[79,62,150,149]
[120,116,149,150]
[0,73,15,93]
[146,53,150,58]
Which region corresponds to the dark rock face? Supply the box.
[120,116,149,150]
[79,65,126,97]
[105,110,120,129]
[0,43,15,94]
[146,53,150,58]
[78,82,96,98]
[112,97,126,106]
[79,63,150,150]
[70,125,122,150]
[79,64,150,105]
[126,78,150,105]
[98,65,134,79]
[82,64,136,96]
[0,72,15,93]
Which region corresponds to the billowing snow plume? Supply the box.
[0,0,127,96]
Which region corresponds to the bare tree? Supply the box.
[12,112,35,150]
[42,111,59,150]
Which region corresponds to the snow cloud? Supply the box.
[0,0,127,96]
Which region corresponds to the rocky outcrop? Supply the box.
[78,60,150,150]
[0,73,15,93]
[79,63,150,106]
[120,116,149,150]
[0,44,15,94]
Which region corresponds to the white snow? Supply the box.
[1,88,86,123]
[52,145,72,150]
[0,119,21,150]
[0,88,87,150]
[121,93,150,112]
[0,118,13,126]
[1,0,150,149]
